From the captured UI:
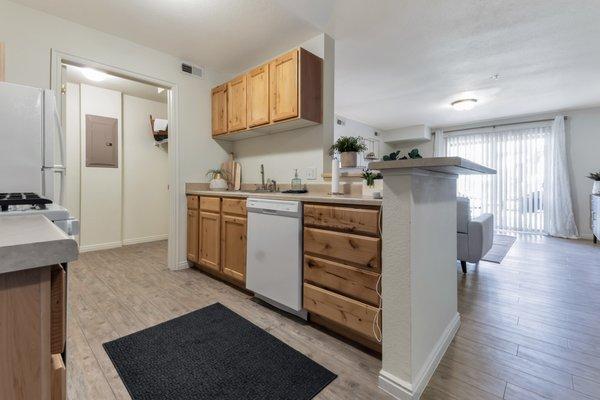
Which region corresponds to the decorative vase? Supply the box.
[593,181,600,195]
[340,152,358,168]
[362,179,383,199]
[209,173,228,191]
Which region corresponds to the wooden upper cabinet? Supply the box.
[227,75,247,132]
[198,211,220,271]
[211,84,228,136]
[221,214,247,283]
[246,64,270,127]
[270,50,299,122]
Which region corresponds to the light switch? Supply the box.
[305,167,317,180]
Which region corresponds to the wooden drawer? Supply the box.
[222,197,247,216]
[187,195,199,210]
[304,204,380,236]
[303,283,379,340]
[304,227,380,271]
[304,255,380,306]
[50,265,66,355]
[200,196,221,212]
[51,354,66,400]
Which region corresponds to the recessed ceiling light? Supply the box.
[451,98,478,111]
[82,68,109,82]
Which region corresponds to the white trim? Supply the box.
[79,241,123,253]
[175,260,191,270]
[378,313,461,399]
[122,234,168,246]
[50,50,180,270]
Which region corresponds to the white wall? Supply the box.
[0,0,229,267]
[122,94,168,244]
[232,34,334,184]
[79,84,123,250]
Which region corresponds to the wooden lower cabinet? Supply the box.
[198,211,221,271]
[221,214,247,282]
[187,195,247,288]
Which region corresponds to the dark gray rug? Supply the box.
[482,234,517,263]
[103,303,336,400]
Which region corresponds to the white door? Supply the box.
[0,82,43,193]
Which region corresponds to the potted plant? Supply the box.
[362,169,383,198]
[206,168,228,191]
[329,136,367,168]
[588,172,600,194]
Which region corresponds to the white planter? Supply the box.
[362,179,383,199]
[209,177,228,191]
[593,181,600,195]
[340,152,358,168]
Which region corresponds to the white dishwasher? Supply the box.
[246,198,306,319]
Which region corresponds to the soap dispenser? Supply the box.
[291,169,302,191]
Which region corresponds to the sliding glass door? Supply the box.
[446,125,550,233]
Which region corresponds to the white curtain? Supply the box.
[434,129,446,157]
[446,124,549,233]
[543,116,579,238]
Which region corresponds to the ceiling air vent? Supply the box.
[181,62,203,78]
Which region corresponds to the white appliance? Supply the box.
[246,198,306,318]
[2,203,79,236]
[0,82,65,203]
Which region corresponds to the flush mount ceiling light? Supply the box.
[82,68,109,82]
[451,98,478,111]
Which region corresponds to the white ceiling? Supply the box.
[65,65,168,103]
[16,0,600,129]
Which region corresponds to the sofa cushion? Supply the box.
[457,197,471,234]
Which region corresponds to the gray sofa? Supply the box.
[457,197,494,274]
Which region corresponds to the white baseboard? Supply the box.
[170,260,191,271]
[122,234,168,246]
[379,312,461,400]
[79,241,123,253]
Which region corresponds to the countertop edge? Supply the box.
[0,238,78,274]
[185,190,382,206]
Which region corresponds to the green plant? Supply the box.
[329,136,368,156]
[362,169,383,187]
[588,172,600,181]
[206,168,227,180]
[382,148,423,161]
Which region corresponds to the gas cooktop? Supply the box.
[0,192,53,211]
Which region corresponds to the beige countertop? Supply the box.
[186,189,382,206]
[0,215,79,274]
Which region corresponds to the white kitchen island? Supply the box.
[368,157,495,400]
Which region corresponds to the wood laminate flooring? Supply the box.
[68,235,600,400]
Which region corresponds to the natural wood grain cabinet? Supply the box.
[211,84,228,136]
[227,75,247,132]
[246,64,270,127]
[270,49,298,122]
[198,211,221,272]
[210,47,322,141]
[187,195,247,288]
[221,214,247,283]
[187,209,199,262]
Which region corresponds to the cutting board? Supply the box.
[234,162,242,191]
[220,153,235,190]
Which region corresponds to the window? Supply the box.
[446,124,550,233]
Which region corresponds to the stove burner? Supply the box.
[0,192,53,211]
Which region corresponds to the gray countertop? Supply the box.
[185,189,383,206]
[0,215,79,274]
[369,157,496,175]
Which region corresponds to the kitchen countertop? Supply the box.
[369,156,496,175]
[0,214,79,274]
[186,189,383,206]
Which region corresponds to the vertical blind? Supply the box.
[446,125,551,233]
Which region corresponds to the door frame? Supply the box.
[50,50,181,270]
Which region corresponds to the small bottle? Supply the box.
[291,169,302,191]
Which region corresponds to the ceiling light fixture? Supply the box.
[82,68,109,82]
[157,87,165,94]
[451,98,478,111]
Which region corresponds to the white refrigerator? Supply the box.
[0,82,65,203]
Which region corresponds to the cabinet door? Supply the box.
[187,209,199,262]
[198,211,220,271]
[211,84,228,136]
[246,64,270,127]
[227,75,247,132]
[221,215,247,283]
[270,50,298,122]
